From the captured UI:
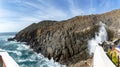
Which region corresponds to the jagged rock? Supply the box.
[8,38,15,41]
[47,47,53,58]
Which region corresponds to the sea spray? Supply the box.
[88,21,108,55]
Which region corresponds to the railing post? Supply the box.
[118,56,119,67]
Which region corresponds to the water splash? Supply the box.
[88,21,108,55]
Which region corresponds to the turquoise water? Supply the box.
[0,32,65,67]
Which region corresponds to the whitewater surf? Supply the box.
[0,33,66,67]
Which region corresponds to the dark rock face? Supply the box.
[14,9,120,65]
[8,37,15,41]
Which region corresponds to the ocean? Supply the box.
[0,32,65,67]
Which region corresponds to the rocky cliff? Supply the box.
[14,9,120,66]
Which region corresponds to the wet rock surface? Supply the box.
[8,37,15,41]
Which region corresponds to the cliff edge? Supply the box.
[14,9,120,66]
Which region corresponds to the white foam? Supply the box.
[17,59,36,63]
[88,22,108,55]
[2,35,66,67]
[16,43,66,67]
[38,57,66,67]
[17,44,30,50]
[7,50,22,56]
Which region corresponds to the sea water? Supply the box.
[0,32,66,67]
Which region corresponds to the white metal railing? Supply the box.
[93,46,116,67]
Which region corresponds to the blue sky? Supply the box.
[0,0,120,32]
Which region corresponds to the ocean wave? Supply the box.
[7,50,22,56]
[17,44,30,50]
[36,58,66,67]
[0,34,66,67]
[17,59,37,63]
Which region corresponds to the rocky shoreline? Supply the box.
[11,9,120,66]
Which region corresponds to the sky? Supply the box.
[0,0,120,32]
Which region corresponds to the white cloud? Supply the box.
[0,23,17,32]
[0,19,31,32]
[88,8,96,14]
[19,17,40,23]
[67,0,85,16]
[35,7,69,21]
[0,9,12,17]
[0,22,24,32]
[20,1,69,21]
[0,0,72,32]
[0,7,22,19]
[0,0,92,32]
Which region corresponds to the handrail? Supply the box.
[93,46,116,67]
[0,51,19,67]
